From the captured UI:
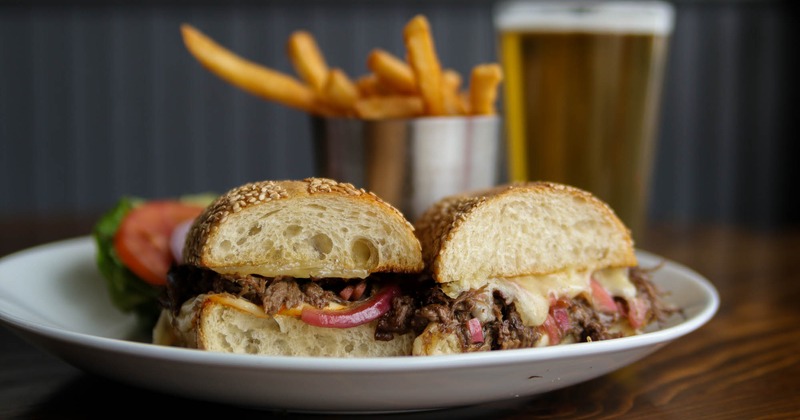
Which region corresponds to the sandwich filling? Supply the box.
[402,266,677,355]
[163,263,676,354]
[163,265,419,332]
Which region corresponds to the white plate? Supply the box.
[0,237,718,413]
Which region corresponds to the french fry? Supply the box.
[403,15,446,116]
[443,69,462,90]
[181,15,504,120]
[356,73,405,98]
[469,63,504,115]
[355,74,382,97]
[321,68,359,114]
[367,49,417,95]
[286,31,329,93]
[458,90,472,115]
[354,96,424,120]
[180,24,325,114]
[442,69,464,115]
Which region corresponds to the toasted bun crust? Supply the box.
[184,178,424,279]
[414,182,637,285]
[154,294,414,357]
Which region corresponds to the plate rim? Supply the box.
[0,236,720,373]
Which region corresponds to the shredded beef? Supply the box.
[630,265,680,324]
[374,268,675,351]
[163,265,272,314]
[416,303,452,325]
[165,262,677,349]
[372,286,543,350]
[163,265,352,316]
[224,275,266,305]
[491,293,541,350]
[375,295,417,341]
[568,297,621,342]
[302,282,339,309]
[262,279,304,315]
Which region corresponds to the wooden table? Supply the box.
[1,216,799,418]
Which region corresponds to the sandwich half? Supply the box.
[409,181,676,355]
[153,178,424,357]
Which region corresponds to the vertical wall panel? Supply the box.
[0,0,796,229]
[1,11,37,215]
[649,1,796,229]
[751,8,788,228]
[652,5,701,226]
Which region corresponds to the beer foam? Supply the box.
[495,1,674,35]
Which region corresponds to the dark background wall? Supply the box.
[0,0,796,230]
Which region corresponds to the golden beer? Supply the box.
[495,2,673,235]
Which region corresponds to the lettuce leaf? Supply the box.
[92,197,162,328]
[92,194,217,330]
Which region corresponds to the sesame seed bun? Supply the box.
[414,181,637,286]
[183,177,424,279]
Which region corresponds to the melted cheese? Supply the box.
[593,267,636,300]
[277,301,347,316]
[206,293,346,318]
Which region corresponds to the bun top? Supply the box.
[184,178,424,279]
[414,181,637,285]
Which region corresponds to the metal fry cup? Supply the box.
[311,115,501,221]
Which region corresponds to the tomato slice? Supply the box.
[114,201,205,286]
[627,297,649,330]
[466,318,484,344]
[300,284,400,328]
[540,314,562,345]
[590,278,619,313]
[541,299,572,345]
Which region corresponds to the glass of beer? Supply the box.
[494,1,674,236]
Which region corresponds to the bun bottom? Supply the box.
[153,294,414,357]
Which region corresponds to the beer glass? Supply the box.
[494,1,674,236]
